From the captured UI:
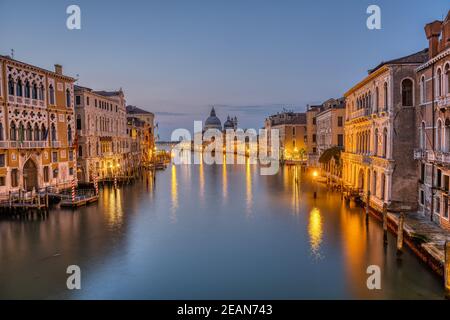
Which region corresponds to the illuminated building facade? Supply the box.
[74,86,128,181]
[415,12,450,229]
[264,111,307,161]
[0,55,76,194]
[342,49,428,212]
[126,105,155,167]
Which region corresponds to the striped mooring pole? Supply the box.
[71,177,76,203]
[94,173,99,195]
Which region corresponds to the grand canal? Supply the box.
[0,161,444,299]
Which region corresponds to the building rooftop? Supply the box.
[126,105,154,116]
[368,48,429,74]
[94,89,123,97]
[0,54,75,81]
[267,111,306,126]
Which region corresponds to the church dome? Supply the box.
[223,116,234,129]
[205,107,222,130]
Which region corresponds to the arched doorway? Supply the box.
[23,159,38,191]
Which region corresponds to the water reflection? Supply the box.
[171,164,178,222]
[308,207,323,259]
[199,153,205,204]
[245,160,253,216]
[103,187,124,229]
[222,159,227,202]
[291,166,301,215]
[0,163,444,299]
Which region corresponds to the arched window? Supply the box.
[383,128,388,157]
[16,79,23,97]
[375,87,379,112]
[8,75,14,95]
[18,122,25,142]
[383,82,388,110]
[25,80,30,98]
[372,170,377,197]
[68,125,72,144]
[420,76,426,104]
[26,123,33,141]
[437,68,442,97]
[445,64,450,95]
[381,173,386,201]
[38,84,44,101]
[34,123,40,141]
[420,122,426,149]
[49,84,55,105]
[32,82,37,99]
[41,124,46,141]
[51,124,56,141]
[445,119,450,153]
[437,119,443,151]
[66,89,71,107]
[10,122,16,141]
[374,128,379,156]
[401,79,413,106]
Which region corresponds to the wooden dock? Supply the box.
[60,194,99,208]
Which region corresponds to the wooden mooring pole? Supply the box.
[365,190,370,224]
[382,203,388,245]
[396,213,405,256]
[445,241,450,299]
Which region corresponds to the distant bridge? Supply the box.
[156,141,180,148]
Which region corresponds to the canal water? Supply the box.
[0,161,444,299]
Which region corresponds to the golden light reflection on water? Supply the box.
[222,157,227,202]
[199,152,204,203]
[340,207,368,296]
[291,166,301,215]
[308,207,323,259]
[245,160,253,216]
[103,187,124,228]
[171,164,178,223]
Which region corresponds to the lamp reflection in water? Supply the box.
[292,165,301,214]
[104,184,124,229]
[245,159,253,216]
[308,207,323,259]
[199,152,205,204]
[222,154,227,202]
[170,164,178,223]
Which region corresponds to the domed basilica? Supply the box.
[204,107,237,132]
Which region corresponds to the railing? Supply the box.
[437,95,450,108]
[50,141,60,148]
[0,141,49,148]
[413,148,425,160]
[349,108,370,121]
[434,150,450,164]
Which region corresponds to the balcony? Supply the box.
[413,148,425,160]
[50,141,61,148]
[348,107,371,122]
[437,95,450,109]
[0,141,49,149]
[433,150,450,164]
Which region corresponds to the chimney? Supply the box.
[54,64,63,75]
[424,20,442,59]
[442,11,450,50]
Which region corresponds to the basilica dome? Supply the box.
[223,116,234,130]
[204,107,222,130]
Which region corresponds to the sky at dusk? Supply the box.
[1,0,449,139]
